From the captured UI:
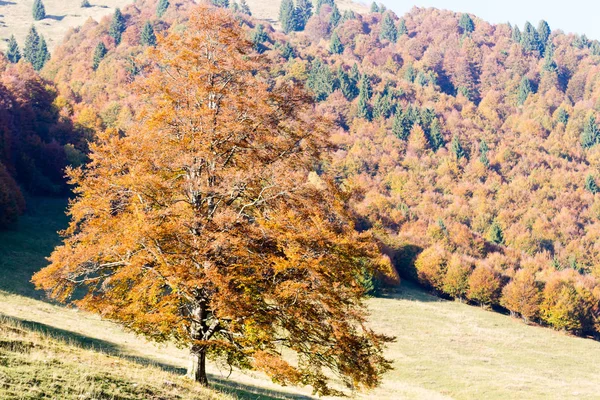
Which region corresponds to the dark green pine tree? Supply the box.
[35,36,50,71]
[404,63,416,82]
[511,25,522,43]
[32,0,46,21]
[429,118,445,151]
[338,66,358,100]
[349,63,360,83]
[251,24,269,53]
[479,139,490,167]
[372,91,394,120]
[280,41,294,59]
[397,18,408,37]
[581,114,600,149]
[140,21,157,46]
[279,0,297,33]
[212,0,229,7]
[23,26,49,71]
[240,0,252,15]
[586,175,600,194]
[109,8,126,45]
[459,13,475,34]
[521,21,541,53]
[23,26,41,67]
[230,1,240,13]
[591,40,600,56]
[330,3,341,28]
[392,110,412,141]
[370,1,379,13]
[537,20,551,51]
[380,12,397,42]
[306,58,335,102]
[81,0,91,8]
[451,135,467,160]
[156,0,169,17]
[356,74,372,120]
[556,108,569,125]
[517,76,532,105]
[6,35,20,64]
[92,42,107,70]
[488,221,504,245]
[542,43,558,73]
[329,31,343,54]
[295,0,312,30]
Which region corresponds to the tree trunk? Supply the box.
[187,348,208,386]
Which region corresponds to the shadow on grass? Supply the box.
[46,14,66,21]
[379,281,445,303]
[0,313,313,400]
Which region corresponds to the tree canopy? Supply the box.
[32,6,392,395]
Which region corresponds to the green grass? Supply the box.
[2,198,600,399]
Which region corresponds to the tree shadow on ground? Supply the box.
[0,313,314,400]
[379,281,446,303]
[45,14,66,21]
[0,1,16,6]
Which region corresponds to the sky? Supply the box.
[376,0,600,40]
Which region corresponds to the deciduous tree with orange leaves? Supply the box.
[32,6,392,395]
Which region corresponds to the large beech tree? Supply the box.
[33,6,392,395]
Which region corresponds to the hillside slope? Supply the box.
[2,199,600,399]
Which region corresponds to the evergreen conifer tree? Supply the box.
[32,0,46,21]
[280,42,294,59]
[372,91,394,120]
[349,63,360,83]
[488,221,504,245]
[370,1,379,13]
[156,0,169,17]
[581,114,600,149]
[459,13,475,34]
[380,12,397,42]
[212,0,229,7]
[23,26,40,66]
[451,135,467,160]
[537,20,551,51]
[306,58,335,102]
[6,35,20,64]
[330,3,341,27]
[542,43,558,73]
[81,0,91,8]
[521,22,541,53]
[398,18,408,37]
[404,64,416,82]
[557,108,569,125]
[586,175,599,194]
[479,139,490,167]
[140,21,157,46]
[356,74,372,120]
[92,42,107,70]
[240,0,252,15]
[251,24,269,53]
[429,118,445,151]
[279,0,297,33]
[295,0,312,30]
[338,66,358,100]
[329,31,343,54]
[517,77,532,105]
[511,25,522,43]
[392,110,412,140]
[109,8,126,45]
[23,26,49,70]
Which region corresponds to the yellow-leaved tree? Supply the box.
[32,6,392,395]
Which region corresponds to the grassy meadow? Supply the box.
[2,198,600,399]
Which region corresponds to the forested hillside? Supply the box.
[4,0,600,362]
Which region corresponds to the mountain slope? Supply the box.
[2,199,600,399]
